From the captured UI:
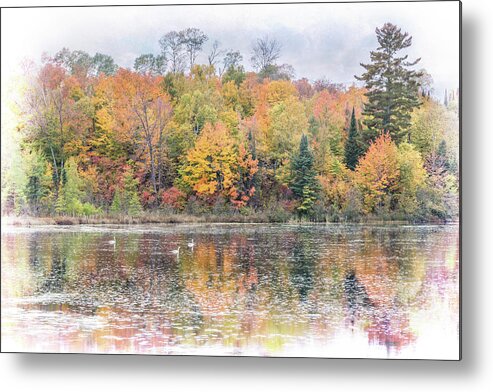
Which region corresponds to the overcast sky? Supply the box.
[1,1,460,97]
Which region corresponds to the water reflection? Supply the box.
[1,224,459,358]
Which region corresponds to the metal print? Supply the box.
[1,1,460,359]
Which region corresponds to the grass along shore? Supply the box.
[2,214,257,226]
[1,212,455,227]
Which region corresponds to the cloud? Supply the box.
[1,2,459,96]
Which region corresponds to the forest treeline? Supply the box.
[1,23,459,223]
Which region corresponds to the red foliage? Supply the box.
[281,199,298,213]
[140,190,156,209]
[39,63,66,90]
[294,78,314,99]
[161,187,186,211]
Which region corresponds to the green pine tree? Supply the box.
[110,190,122,214]
[24,150,50,215]
[123,170,142,215]
[355,23,423,144]
[126,191,142,216]
[437,139,454,172]
[52,157,99,217]
[344,108,363,170]
[290,134,320,217]
[55,158,83,216]
[113,167,142,216]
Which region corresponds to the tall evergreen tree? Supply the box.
[291,134,319,216]
[344,108,363,170]
[355,23,423,144]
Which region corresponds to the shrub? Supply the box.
[266,205,291,222]
[161,187,186,211]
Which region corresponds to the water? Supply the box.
[1,223,459,359]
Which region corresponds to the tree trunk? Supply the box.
[50,146,60,199]
[147,139,158,195]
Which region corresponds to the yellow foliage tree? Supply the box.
[397,142,427,213]
[409,99,448,156]
[267,96,308,180]
[318,155,352,210]
[181,122,238,198]
[266,80,298,106]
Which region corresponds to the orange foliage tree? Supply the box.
[354,133,400,213]
[230,143,258,208]
[108,69,172,196]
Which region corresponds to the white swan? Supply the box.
[171,246,181,255]
[187,239,195,248]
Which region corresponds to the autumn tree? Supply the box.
[159,31,186,73]
[251,36,282,74]
[173,89,218,137]
[311,88,358,159]
[313,78,345,94]
[24,64,66,196]
[294,78,314,99]
[91,53,118,76]
[408,98,453,157]
[22,62,92,200]
[267,96,308,181]
[134,54,167,76]
[416,144,458,221]
[354,133,400,213]
[222,51,246,86]
[259,63,295,81]
[161,186,186,211]
[222,50,242,71]
[356,23,422,143]
[318,155,358,217]
[249,36,293,80]
[207,40,225,71]
[181,28,208,70]
[229,143,258,209]
[180,120,257,209]
[110,69,173,197]
[396,143,426,213]
[52,48,117,77]
[52,48,92,77]
[180,122,238,199]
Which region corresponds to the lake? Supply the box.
[1,223,459,359]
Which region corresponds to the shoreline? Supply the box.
[1,214,458,227]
